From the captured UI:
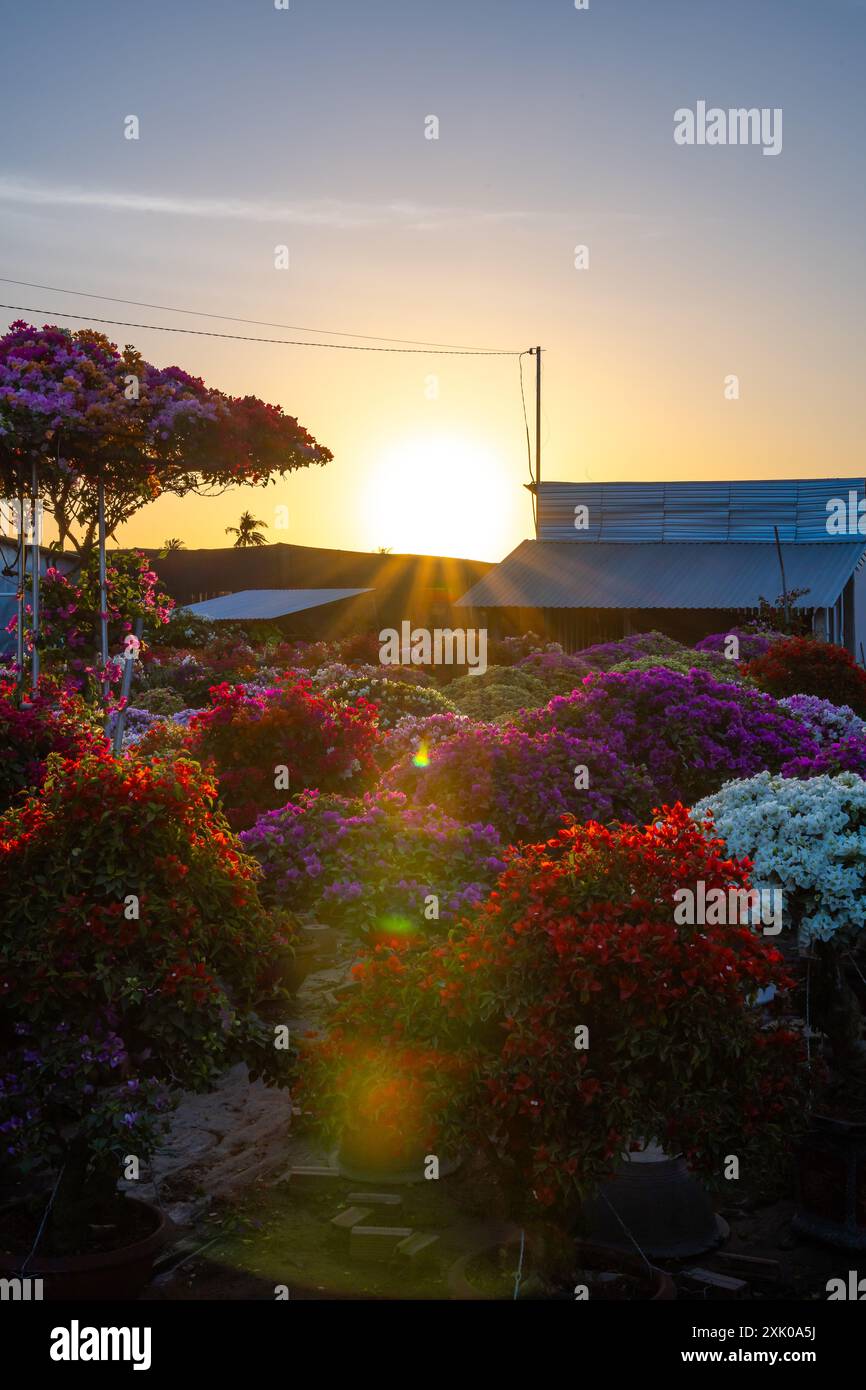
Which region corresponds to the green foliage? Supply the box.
[447,665,550,721]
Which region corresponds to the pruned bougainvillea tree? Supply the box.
[0,320,333,552]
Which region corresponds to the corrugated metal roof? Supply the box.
[180,588,371,620]
[535,479,866,543]
[456,540,866,610]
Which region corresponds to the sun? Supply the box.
[362,434,511,559]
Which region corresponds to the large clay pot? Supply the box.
[334,1123,461,1185]
[0,1198,171,1301]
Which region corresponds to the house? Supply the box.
[456,478,866,659]
[152,543,492,641]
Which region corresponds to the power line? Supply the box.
[0,303,522,356]
[0,278,517,354]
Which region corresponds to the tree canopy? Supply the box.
[0,320,332,552]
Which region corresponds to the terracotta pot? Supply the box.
[448,1226,676,1301]
[0,1199,171,1301]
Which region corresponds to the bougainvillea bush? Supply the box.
[520,668,818,815]
[608,651,750,685]
[135,686,188,715]
[382,722,654,842]
[694,772,866,1062]
[0,320,332,552]
[105,705,164,748]
[241,788,506,939]
[515,648,592,695]
[693,773,866,950]
[447,665,550,722]
[779,694,866,745]
[745,637,866,717]
[304,805,805,1214]
[577,630,686,671]
[781,736,866,780]
[8,550,174,696]
[695,628,778,662]
[323,676,455,730]
[184,677,379,829]
[375,711,476,772]
[0,679,107,813]
[0,751,294,1249]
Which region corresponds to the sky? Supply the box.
[1,0,865,561]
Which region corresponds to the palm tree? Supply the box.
[225,511,268,548]
[163,537,186,551]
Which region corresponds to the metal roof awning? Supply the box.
[532,478,866,543]
[180,588,371,621]
[456,541,866,611]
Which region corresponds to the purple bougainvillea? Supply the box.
[380,723,654,841]
[518,667,819,811]
[241,788,506,937]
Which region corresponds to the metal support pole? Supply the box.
[773,525,790,632]
[16,486,25,692]
[97,472,109,696]
[111,617,144,754]
[30,461,40,692]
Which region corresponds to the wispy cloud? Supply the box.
[0,177,534,231]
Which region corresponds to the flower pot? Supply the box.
[0,1198,171,1301]
[332,1127,461,1185]
[447,1225,675,1301]
[793,1113,866,1249]
[580,1148,726,1258]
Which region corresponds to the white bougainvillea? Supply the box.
[692,772,866,946]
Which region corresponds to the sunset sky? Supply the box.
[1,0,865,560]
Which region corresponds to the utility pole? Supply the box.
[534,345,542,490]
[533,346,542,537]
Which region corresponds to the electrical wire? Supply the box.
[0,303,521,355]
[0,279,520,354]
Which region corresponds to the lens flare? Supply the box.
[412,740,429,768]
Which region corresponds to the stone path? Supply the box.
[126,931,355,1229]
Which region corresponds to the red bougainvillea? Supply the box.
[745,636,866,717]
[0,678,107,813]
[306,804,807,1214]
[183,676,380,830]
[0,750,294,1227]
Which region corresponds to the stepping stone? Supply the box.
[396,1231,440,1264]
[285,1165,341,1191]
[681,1267,748,1298]
[350,1226,413,1263]
[346,1192,403,1208]
[330,1206,373,1236]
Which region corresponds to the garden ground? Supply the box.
[141,933,850,1303]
